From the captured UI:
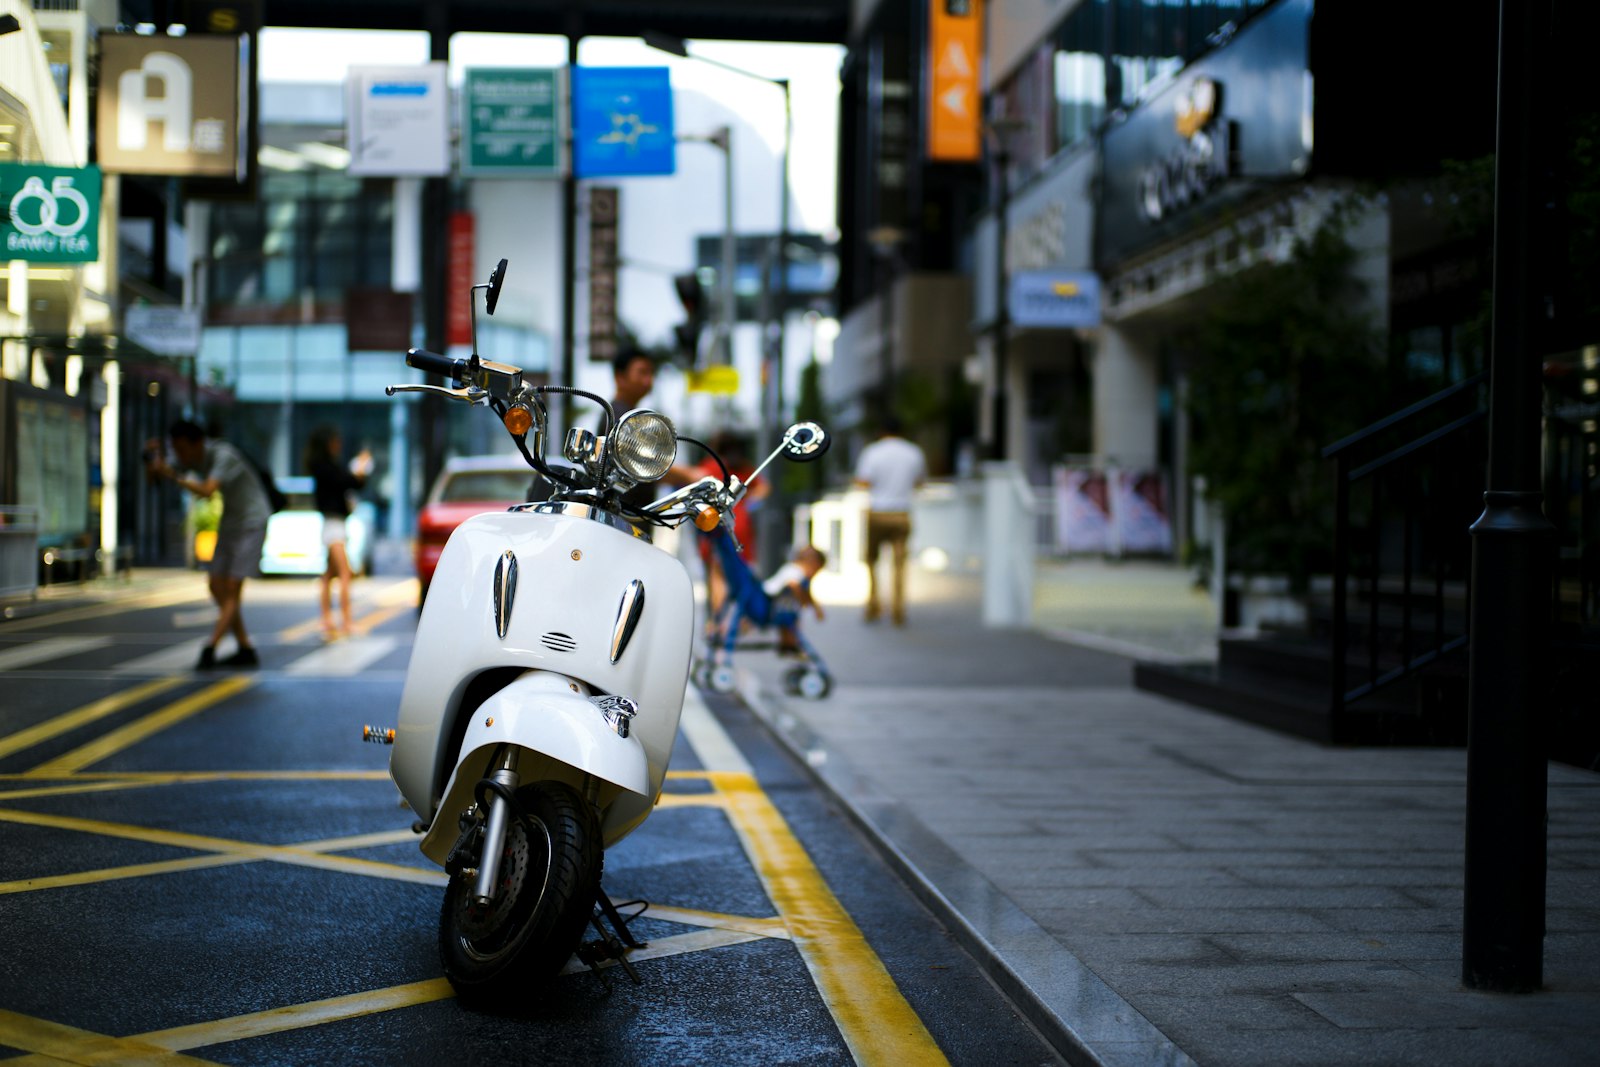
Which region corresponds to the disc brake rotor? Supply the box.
[460,812,553,941]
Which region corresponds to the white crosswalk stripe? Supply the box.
[0,635,115,670]
[112,639,209,674]
[283,636,401,676]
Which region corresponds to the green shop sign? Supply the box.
[462,68,563,177]
[2,164,101,263]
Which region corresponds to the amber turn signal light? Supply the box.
[694,507,722,532]
[503,404,533,436]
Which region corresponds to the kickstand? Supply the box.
[575,887,647,987]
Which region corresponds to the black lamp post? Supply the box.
[985,117,1028,460]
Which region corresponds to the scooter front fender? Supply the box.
[419,670,650,865]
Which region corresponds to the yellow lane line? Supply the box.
[0,1009,225,1067]
[138,925,782,1054]
[654,791,727,810]
[25,677,254,777]
[134,979,456,1053]
[0,828,429,896]
[346,602,410,636]
[0,770,391,782]
[0,807,445,886]
[0,775,219,802]
[709,770,950,1067]
[0,676,189,761]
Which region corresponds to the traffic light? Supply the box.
[672,272,705,364]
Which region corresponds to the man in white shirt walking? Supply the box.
[852,417,927,626]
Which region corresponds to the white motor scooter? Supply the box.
[365,259,829,1002]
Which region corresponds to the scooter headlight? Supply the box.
[608,409,678,484]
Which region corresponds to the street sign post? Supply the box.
[462,68,563,177]
[572,67,676,178]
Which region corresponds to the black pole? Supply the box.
[560,25,581,433]
[418,3,450,495]
[1461,0,1556,994]
[990,144,1009,460]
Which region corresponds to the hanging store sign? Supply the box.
[446,212,475,349]
[347,63,450,177]
[1,164,100,262]
[927,0,984,162]
[587,187,620,362]
[97,34,245,178]
[1008,270,1101,328]
[463,68,564,177]
[572,67,675,178]
[124,305,202,356]
[1099,0,1311,267]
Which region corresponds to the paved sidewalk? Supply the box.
[735,559,1600,1067]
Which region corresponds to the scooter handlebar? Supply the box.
[406,348,467,381]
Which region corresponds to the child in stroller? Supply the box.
[694,528,834,699]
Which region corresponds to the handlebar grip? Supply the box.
[406,348,467,381]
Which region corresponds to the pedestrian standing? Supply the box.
[145,420,272,668]
[597,347,696,512]
[305,425,372,639]
[852,417,927,626]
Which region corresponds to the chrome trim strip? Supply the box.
[492,550,517,639]
[588,695,638,739]
[508,500,651,541]
[609,579,646,664]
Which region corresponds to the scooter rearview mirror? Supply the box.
[780,422,829,462]
[485,258,508,316]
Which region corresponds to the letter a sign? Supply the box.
[97,34,244,178]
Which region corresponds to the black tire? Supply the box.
[438,781,601,1003]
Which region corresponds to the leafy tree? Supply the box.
[1183,201,1385,591]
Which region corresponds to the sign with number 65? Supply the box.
[1,164,101,263]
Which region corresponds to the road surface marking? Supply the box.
[0,827,426,896]
[0,635,114,670]
[0,583,205,632]
[284,635,400,675]
[0,1009,225,1067]
[111,639,209,674]
[0,675,188,761]
[25,676,254,776]
[0,806,446,888]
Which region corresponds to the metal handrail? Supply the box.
[1327,381,1487,726]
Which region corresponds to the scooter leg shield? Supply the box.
[419,671,650,865]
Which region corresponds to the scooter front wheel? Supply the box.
[439,780,601,1002]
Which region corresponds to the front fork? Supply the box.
[471,747,521,908]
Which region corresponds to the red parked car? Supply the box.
[415,456,542,604]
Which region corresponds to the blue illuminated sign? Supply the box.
[572,67,676,178]
[1008,270,1102,329]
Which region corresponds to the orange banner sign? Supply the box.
[927,0,983,161]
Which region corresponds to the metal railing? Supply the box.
[0,507,41,601]
[1322,374,1488,715]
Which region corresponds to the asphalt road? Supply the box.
[0,574,1060,1066]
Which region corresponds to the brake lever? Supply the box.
[384,383,489,404]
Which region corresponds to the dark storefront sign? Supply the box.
[346,287,414,353]
[97,34,246,179]
[1099,0,1310,268]
[588,186,619,362]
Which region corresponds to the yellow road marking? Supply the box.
[0,828,427,896]
[135,979,455,1053]
[0,1009,225,1066]
[0,770,390,782]
[710,770,950,1067]
[654,790,727,810]
[25,677,254,777]
[0,807,445,886]
[0,676,189,761]
[0,775,215,802]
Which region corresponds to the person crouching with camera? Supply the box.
[145,420,272,669]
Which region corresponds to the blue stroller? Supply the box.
[691,527,833,700]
